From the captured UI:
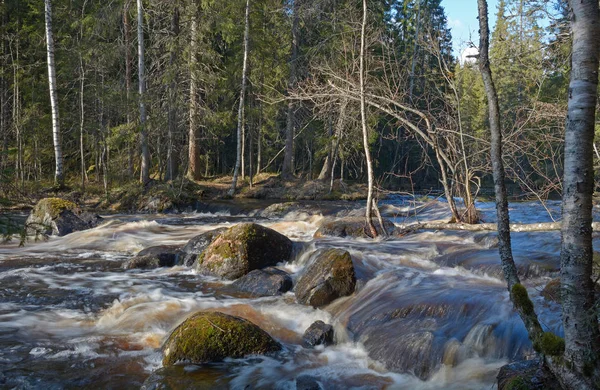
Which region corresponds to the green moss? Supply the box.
[511,283,535,316]
[36,198,77,218]
[212,241,235,259]
[537,332,565,356]
[162,311,280,366]
[504,376,530,390]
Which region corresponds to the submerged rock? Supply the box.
[195,223,293,280]
[296,375,323,390]
[141,365,230,389]
[181,228,227,267]
[162,311,281,365]
[541,278,561,303]
[497,358,561,390]
[25,197,102,236]
[123,245,182,269]
[295,248,356,307]
[302,320,334,348]
[313,217,395,239]
[230,267,293,297]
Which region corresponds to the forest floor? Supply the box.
[1,173,370,213]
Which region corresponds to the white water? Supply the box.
[0,198,571,389]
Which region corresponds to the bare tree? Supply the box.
[44,0,63,186]
[282,0,299,179]
[229,0,251,196]
[137,0,150,185]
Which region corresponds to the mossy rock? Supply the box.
[162,311,281,366]
[497,359,561,390]
[182,228,227,267]
[195,223,293,280]
[313,217,395,239]
[25,197,102,236]
[295,248,356,307]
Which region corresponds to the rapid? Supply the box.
[0,197,579,389]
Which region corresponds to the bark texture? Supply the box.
[560,0,600,384]
[137,0,150,185]
[229,0,250,196]
[44,0,63,186]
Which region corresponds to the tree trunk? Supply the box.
[228,0,250,196]
[360,0,377,238]
[124,0,133,177]
[477,0,544,350]
[137,0,150,185]
[408,0,421,100]
[318,99,348,181]
[44,0,63,186]
[188,6,201,180]
[79,56,86,191]
[282,0,299,179]
[165,5,179,182]
[560,0,600,385]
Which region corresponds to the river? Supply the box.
[0,196,583,389]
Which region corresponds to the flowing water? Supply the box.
[0,197,587,389]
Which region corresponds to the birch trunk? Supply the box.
[188,5,201,180]
[477,0,543,347]
[560,0,600,383]
[137,0,150,185]
[228,0,250,196]
[44,0,63,186]
[360,0,377,238]
[282,0,299,179]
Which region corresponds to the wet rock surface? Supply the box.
[314,217,395,238]
[295,248,356,307]
[230,267,292,297]
[195,223,293,280]
[122,245,182,269]
[162,311,281,365]
[497,358,561,390]
[26,197,102,236]
[302,320,334,348]
[181,228,227,267]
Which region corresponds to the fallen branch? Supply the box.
[395,221,600,233]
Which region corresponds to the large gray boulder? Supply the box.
[295,248,356,307]
[162,311,281,366]
[26,197,102,236]
[181,228,227,267]
[195,223,293,280]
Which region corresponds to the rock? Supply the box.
[497,359,561,390]
[181,228,227,267]
[141,365,230,389]
[302,320,334,347]
[296,375,323,390]
[195,223,293,280]
[162,311,281,366]
[123,245,182,269]
[295,248,356,307]
[313,217,395,239]
[541,278,561,303]
[230,267,293,297]
[26,197,102,236]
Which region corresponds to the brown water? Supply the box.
[0,197,575,389]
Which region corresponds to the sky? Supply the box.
[441,0,499,61]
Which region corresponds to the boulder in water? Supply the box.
[181,228,227,267]
[313,217,395,239]
[162,311,281,365]
[497,358,561,390]
[295,248,356,307]
[123,245,182,269]
[195,223,293,280]
[302,320,334,347]
[26,197,102,236]
[296,375,323,390]
[230,267,293,297]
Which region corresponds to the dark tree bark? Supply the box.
[560,0,600,384]
[137,0,150,185]
[165,5,179,181]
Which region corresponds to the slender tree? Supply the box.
[282,0,299,179]
[559,0,600,385]
[229,0,251,196]
[44,0,63,186]
[137,0,150,185]
[187,3,201,180]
